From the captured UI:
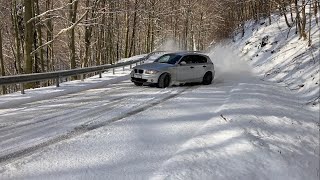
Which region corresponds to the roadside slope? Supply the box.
[232,13,319,108]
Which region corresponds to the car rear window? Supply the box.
[193,55,208,63]
[180,55,208,64]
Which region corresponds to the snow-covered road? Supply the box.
[0,80,190,163]
[0,67,318,179]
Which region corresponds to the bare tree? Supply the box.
[68,0,78,70]
[24,0,34,75]
[0,28,6,94]
[11,0,23,74]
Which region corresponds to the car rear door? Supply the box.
[191,55,209,80]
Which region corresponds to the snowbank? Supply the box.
[231,13,319,109]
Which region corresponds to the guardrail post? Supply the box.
[20,83,25,94]
[123,66,125,71]
[56,77,60,87]
[113,68,115,75]
[81,74,84,81]
[136,62,138,66]
[99,71,102,78]
[130,64,132,69]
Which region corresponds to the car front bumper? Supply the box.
[130,72,160,84]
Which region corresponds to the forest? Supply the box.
[0,0,319,93]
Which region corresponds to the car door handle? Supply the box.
[203,65,207,68]
[190,66,194,69]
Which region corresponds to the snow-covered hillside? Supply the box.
[232,13,319,108]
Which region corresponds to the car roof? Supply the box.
[164,51,209,57]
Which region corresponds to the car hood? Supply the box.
[134,63,174,71]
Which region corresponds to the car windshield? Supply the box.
[142,51,167,63]
[154,54,182,64]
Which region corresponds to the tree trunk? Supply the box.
[280,1,292,28]
[24,0,34,76]
[0,29,6,94]
[301,0,307,40]
[83,0,91,67]
[82,0,98,67]
[295,0,303,38]
[198,13,203,50]
[146,10,151,53]
[290,1,294,22]
[268,0,272,25]
[129,0,138,57]
[46,0,54,72]
[314,0,319,25]
[35,0,44,72]
[68,0,78,70]
[308,0,312,46]
[124,0,130,58]
[184,2,191,50]
[97,0,106,66]
[115,1,120,62]
[150,0,156,51]
[11,0,23,74]
[107,0,115,63]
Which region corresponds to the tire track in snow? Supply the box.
[0,96,127,152]
[0,85,155,157]
[0,85,195,166]
[0,84,143,133]
[0,86,133,129]
[0,86,148,151]
[0,96,126,133]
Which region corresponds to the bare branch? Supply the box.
[27,0,78,24]
[30,9,88,56]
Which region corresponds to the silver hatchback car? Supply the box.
[131,52,215,88]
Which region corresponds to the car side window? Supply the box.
[192,55,207,64]
[179,56,193,64]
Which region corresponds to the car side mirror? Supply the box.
[179,61,186,65]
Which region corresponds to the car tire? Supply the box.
[158,73,170,88]
[202,72,213,85]
[134,82,143,86]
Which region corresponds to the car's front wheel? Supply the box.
[158,73,171,88]
[202,72,213,85]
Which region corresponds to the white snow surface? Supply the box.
[0,14,319,180]
[231,13,320,108]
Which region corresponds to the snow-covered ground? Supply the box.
[231,12,319,108]
[0,12,319,180]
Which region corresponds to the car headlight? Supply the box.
[145,70,159,74]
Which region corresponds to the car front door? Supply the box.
[176,55,196,82]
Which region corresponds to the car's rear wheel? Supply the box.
[158,73,170,88]
[202,72,213,85]
[134,82,143,86]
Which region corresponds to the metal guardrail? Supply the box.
[0,56,146,94]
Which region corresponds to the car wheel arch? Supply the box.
[158,72,171,88]
[202,71,214,85]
